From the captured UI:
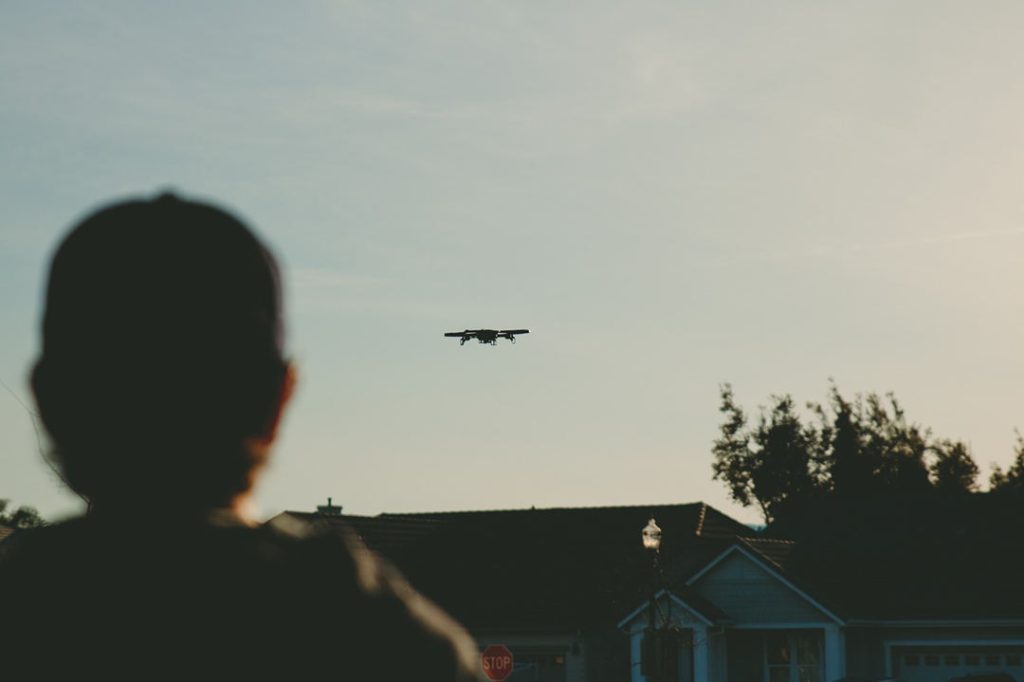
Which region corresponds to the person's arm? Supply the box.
[342,529,484,682]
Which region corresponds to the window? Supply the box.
[764,633,823,682]
[508,651,567,682]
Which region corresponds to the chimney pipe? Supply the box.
[316,497,342,516]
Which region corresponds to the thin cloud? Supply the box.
[716,226,1024,266]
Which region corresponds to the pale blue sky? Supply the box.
[3,1,1023,525]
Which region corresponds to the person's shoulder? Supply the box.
[262,513,483,680]
[262,510,345,543]
[259,512,360,567]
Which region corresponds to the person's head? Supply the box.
[32,193,294,514]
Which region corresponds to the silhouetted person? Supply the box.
[0,194,481,679]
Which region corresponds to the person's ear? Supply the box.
[262,362,297,445]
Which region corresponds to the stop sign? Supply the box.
[481,644,514,682]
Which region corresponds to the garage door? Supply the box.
[893,646,1024,682]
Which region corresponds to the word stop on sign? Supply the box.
[481,644,514,682]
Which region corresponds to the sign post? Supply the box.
[481,644,514,682]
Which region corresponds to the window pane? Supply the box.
[768,667,790,682]
[794,636,821,665]
[799,666,822,682]
[765,634,790,664]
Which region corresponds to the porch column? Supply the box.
[823,625,844,682]
[692,624,710,682]
[630,626,645,682]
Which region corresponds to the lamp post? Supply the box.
[642,517,662,626]
[641,518,662,682]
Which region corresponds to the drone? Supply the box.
[444,329,530,346]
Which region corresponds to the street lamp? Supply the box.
[642,518,661,680]
[642,518,662,552]
[641,517,676,682]
[642,519,662,635]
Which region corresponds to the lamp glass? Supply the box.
[642,518,662,551]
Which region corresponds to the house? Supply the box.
[618,493,1024,682]
[272,493,1024,682]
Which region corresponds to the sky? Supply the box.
[2,1,1023,527]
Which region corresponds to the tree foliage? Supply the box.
[0,499,45,529]
[750,395,822,512]
[930,440,980,494]
[990,431,1024,491]
[712,383,985,525]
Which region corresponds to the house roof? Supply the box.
[283,512,445,560]
[280,494,1024,628]
[0,524,15,544]
[735,536,797,570]
[274,502,753,631]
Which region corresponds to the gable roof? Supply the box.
[378,501,751,539]
[616,588,731,629]
[686,542,844,625]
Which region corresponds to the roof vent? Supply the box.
[317,497,342,516]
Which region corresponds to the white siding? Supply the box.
[690,552,828,625]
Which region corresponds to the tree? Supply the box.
[747,395,824,524]
[711,385,755,511]
[929,440,980,494]
[862,393,932,495]
[813,387,932,497]
[712,385,824,525]
[990,431,1024,491]
[712,383,982,526]
[0,499,45,529]
[817,386,874,497]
